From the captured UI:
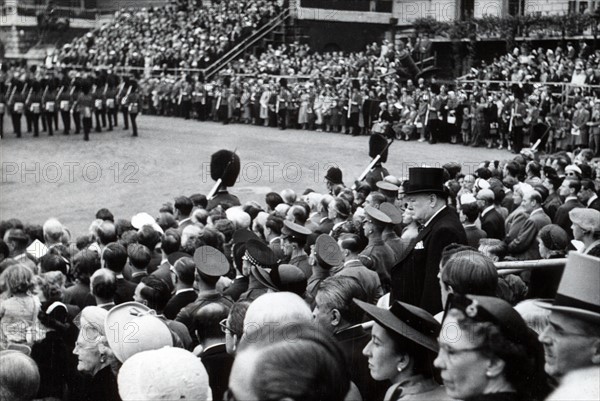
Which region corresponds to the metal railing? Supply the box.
[202,7,291,81]
[495,258,566,276]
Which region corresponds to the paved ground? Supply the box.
[1,115,511,236]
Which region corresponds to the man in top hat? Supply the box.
[364,134,390,191]
[281,220,312,280]
[325,166,344,195]
[538,252,600,379]
[207,149,241,211]
[238,239,278,302]
[391,167,467,314]
[175,247,233,335]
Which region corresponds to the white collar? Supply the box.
[344,259,361,266]
[481,205,495,217]
[175,288,196,296]
[588,194,598,207]
[423,205,447,228]
[530,208,544,216]
[565,195,578,202]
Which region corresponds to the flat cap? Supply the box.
[364,205,392,225]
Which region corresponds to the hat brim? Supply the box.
[251,265,277,291]
[403,188,446,196]
[536,301,600,323]
[355,299,438,352]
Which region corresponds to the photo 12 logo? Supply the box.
[1,162,139,184]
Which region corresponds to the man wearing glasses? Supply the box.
[538,252,600,379]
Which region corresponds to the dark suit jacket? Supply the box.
[464,225,487,248]
[554,198,584,239]
[588,197,600,212]
[207,191,241,211]
[480,208,505,240]
[222,276,249,302]
[391,206,467,314]
[335,325,387,401]
[163,289,198,320]
[62,283,96,311]
[199,343,234,401]
[114,278,136,305]
[543,192,563,221]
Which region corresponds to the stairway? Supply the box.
[203,6,307,80]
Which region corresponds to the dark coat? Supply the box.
[543,192,563,221]
[391,206,467,314]
[31,331,69,399]
[480,208,506,240]
[62,283,95,311]
[84,365,121,401]
[207,190,241,211]
[553,198,584,239]
[114,277,136,305]
[335,325,387,401]
[588,197,600,212]
[199,343,234,401]
[222,276,249,302]
[464,224,487,248]
[163,289,198,320]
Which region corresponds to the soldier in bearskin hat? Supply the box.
[508,84,527,153]
[26,79,43,137]
[105,73,119,130]
[364,133,391,191]
[76,78,95,141]
[57,76,72,135]
[206,149,241,211]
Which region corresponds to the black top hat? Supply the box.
[355,299,440,352]
[210,150,241,187]
[403,167,446,195]
[325,167,344,185]
[369,134,389,164]
[193,246,229,277]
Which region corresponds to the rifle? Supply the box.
[347,89,352,119]
[7,85,16,105]
[352,137,395,190]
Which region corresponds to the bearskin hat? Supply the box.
[369,134,389,163]
[210,150,240,187]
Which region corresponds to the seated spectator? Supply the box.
[102,242,136,305]
[529,224,569,299]
[127,244,151,284]
[90,268,117,310]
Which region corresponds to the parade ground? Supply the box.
[1,116,510,236]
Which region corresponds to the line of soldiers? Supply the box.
[0,73,140,141]
[141,75,371,135]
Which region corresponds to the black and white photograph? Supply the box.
[1,0,599,400]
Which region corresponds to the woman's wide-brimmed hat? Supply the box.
[355,299,440,352]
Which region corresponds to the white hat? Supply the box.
[118,347,210,401]
[131,213,163,234]
[105,302,173,363]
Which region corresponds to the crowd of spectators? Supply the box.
[54,0,283,71]
[1,146,599,400]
